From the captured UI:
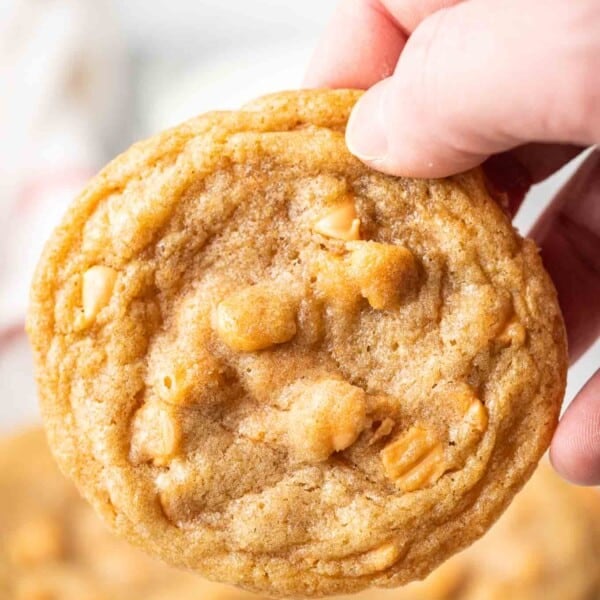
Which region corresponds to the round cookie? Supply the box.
[27,89,567,596]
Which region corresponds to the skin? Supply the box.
[305,0,600,485]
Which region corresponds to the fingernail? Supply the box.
[346,82,389,162]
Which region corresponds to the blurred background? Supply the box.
[0,0,598,432]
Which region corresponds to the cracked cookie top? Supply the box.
[27,89,567,597]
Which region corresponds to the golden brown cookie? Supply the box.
[27,89,567,596]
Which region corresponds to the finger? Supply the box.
[551,369,600,485]
[345,0,600,177]
[304,0,405,89]
[304,0,461,89]
[531,149,600,363]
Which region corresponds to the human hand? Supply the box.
[305,0,600,485]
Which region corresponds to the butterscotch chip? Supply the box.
[346,241,418,310]
[286,379,367,463]
[215,283,297,352]
[446,385,488,441]
[310,241,418,311]
[313,201,361,241]
[81,265,116,324]
[310,252,358,308]
[368,417,395,446]
[130,402,181,466]
[381,427,446,492]
[156,365,191,405]
[27,90,567,596]
[462,398,488,435]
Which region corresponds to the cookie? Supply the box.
[0,429,205,600]
[27,89,567,596]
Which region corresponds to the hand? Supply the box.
[305,0,600,485]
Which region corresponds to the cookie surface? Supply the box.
[27,89,567,596]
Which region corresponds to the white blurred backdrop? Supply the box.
[0,0,597,432]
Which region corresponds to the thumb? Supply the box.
[346,0,600,177]
[551,369,600,486]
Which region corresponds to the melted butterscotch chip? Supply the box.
[286,379,367,463]
[313,200,361,241]
[155,460,206,525]
[81,265,116,324]
[315,541,405,578]
[215,283,297,352]
[446,385,488,441]
[154,354,226,407]
[347,241,418,310]
[130,403,181,466]
[462,398,488,435]
[381,427,446,492]
[310,241,418,311]
[355,542,403,574]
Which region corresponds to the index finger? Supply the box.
[304,0,462,89]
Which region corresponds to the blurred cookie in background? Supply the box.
[1,428,599,600]
[0,429,214,600]
[400,461,600,600]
